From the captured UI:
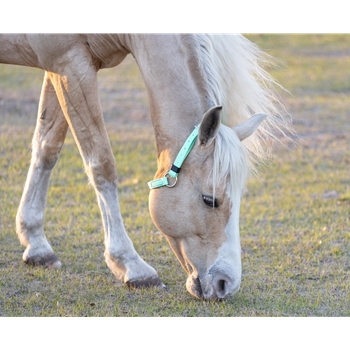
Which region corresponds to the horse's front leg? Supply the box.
[48,58,164,288]
[16,72,68,267]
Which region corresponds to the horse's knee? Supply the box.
[30,141,61,171]
[85,157,118,189]
[38,141,63,170]
[32,120,67,170]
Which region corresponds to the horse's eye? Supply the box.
[202,195,219,208]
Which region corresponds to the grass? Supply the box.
[0,35,349,316]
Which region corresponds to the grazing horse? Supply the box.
[0,34,288,300]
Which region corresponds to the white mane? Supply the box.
[213,125,249,198]
[182,34,292,197]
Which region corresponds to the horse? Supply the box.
[0,34,289,300]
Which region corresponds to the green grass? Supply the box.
[0,35,349,316]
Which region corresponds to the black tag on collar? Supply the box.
[171,163,181,174]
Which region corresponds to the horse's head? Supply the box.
[149,106,266,300]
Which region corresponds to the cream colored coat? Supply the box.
[0,34,288,299]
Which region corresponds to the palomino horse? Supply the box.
[0,34,288,300]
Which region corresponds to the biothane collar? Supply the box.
[148,124,200,190]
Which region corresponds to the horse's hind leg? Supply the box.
[48,52,163,288]
[16,72,68,268]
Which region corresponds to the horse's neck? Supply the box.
[127,34,208,174]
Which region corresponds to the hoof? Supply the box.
[24,253,61,269]
[126,276,166,289]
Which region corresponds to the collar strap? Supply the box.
[148,125,200,190]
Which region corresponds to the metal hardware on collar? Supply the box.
[164,172,178,188]
[148,124,200,190]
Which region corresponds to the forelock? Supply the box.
[211,124,250,200]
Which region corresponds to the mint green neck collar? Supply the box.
[148,125,200,190]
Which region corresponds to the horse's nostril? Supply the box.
[213,275,234,299]
[218,279,226,293]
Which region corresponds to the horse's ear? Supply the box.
[233,113,268,141]
[198,106,222,149]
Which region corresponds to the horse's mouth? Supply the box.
[192,277,203,298]
[186,274,203,299]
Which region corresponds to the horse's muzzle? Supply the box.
[186,272,240,300]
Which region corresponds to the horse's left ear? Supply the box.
[198,105,222,149]
[233,113,268,141]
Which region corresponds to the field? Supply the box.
[0,35,349,317]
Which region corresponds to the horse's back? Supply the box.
[0,34,40,67]
[0,34,129,72]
